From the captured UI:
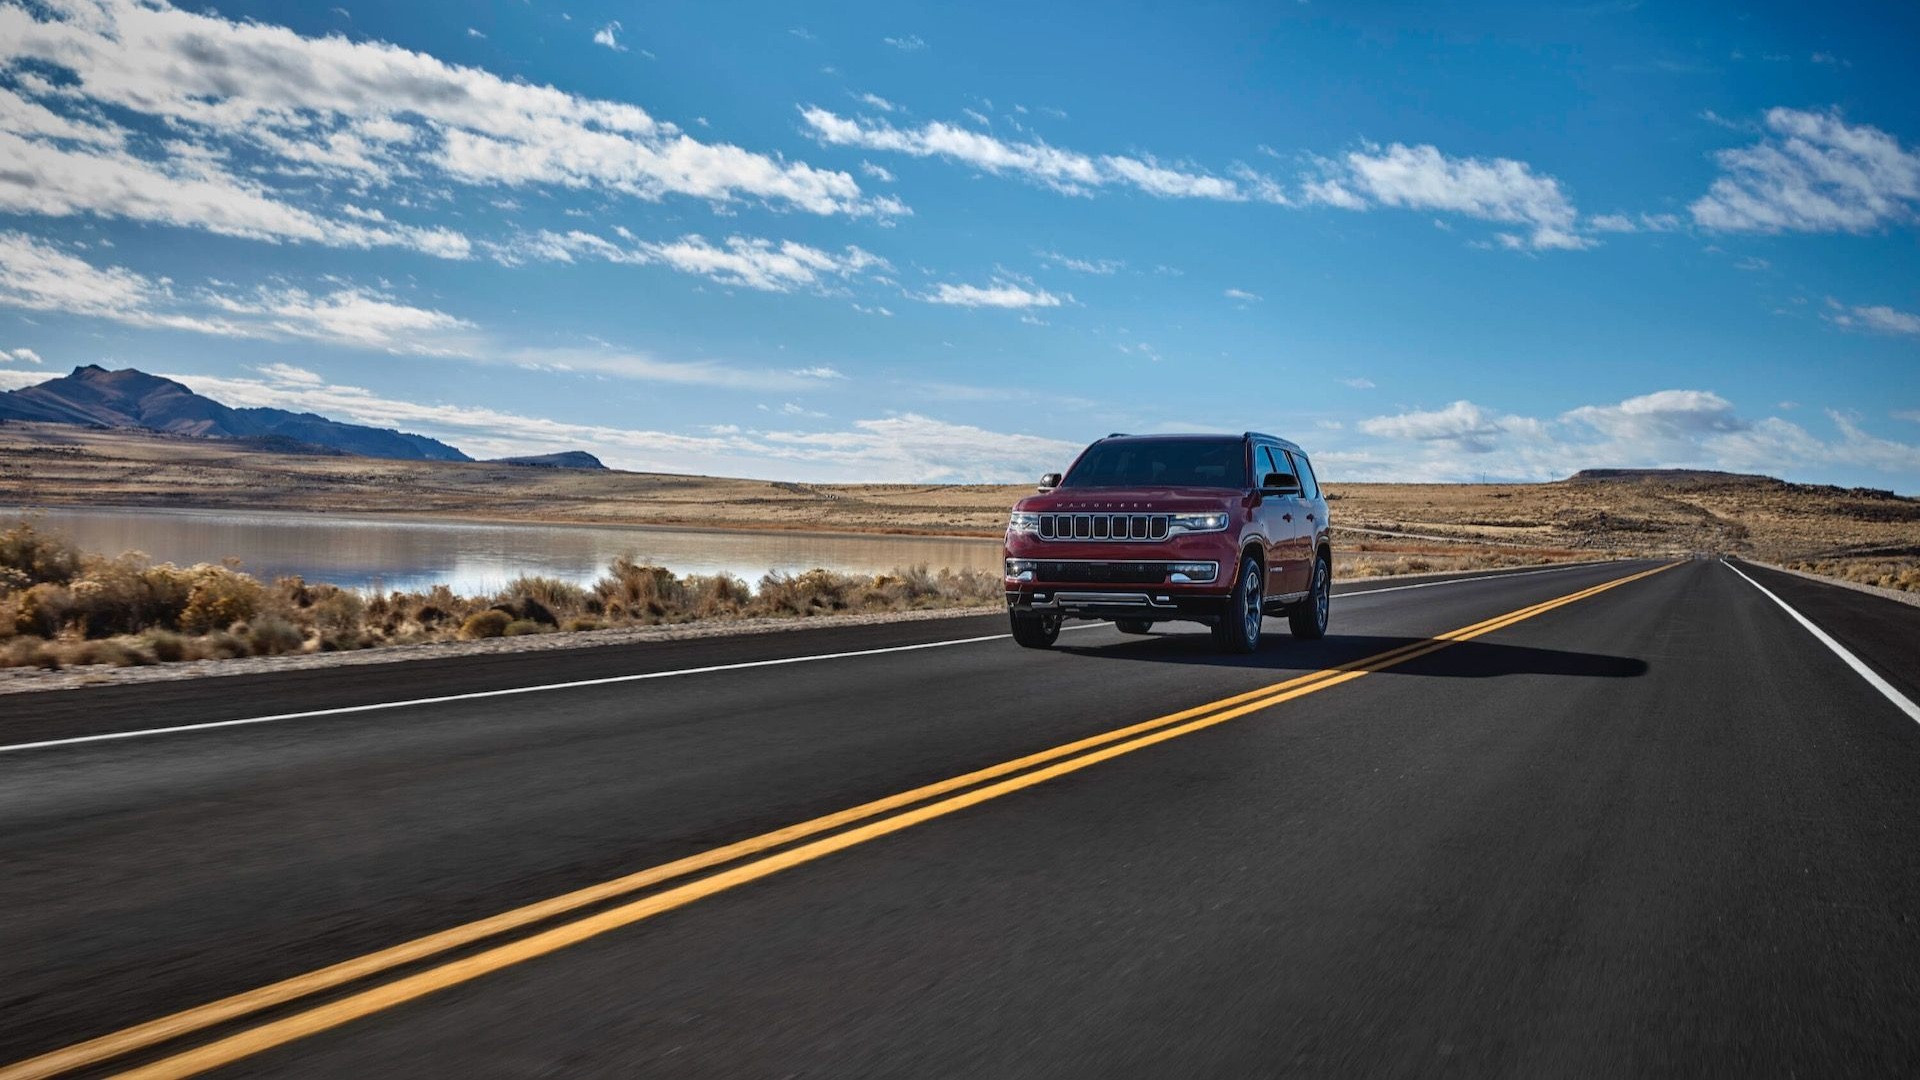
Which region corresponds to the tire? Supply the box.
[1289,551,1331,640]
[1212,556,1264,654]
[1114,618,1154,635]
[1009,609,1062,649]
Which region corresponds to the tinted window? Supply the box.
[1287,450,1319,499]
[1257,446,1289,485]
[1061,438,1248,488]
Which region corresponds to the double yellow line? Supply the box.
[5,561,1675,1080]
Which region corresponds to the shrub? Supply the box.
[310,589,367,635]
[246,615,305,655]
[3,635,59,669]
[12,582,72,637]
[143,629,189,663]
[181,566,264,633]
[503,619,545,637]
[502,575,587,616]
[0,521,82,588]
[460,609,512,639]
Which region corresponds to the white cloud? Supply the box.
[1826,301,1920,336]
[1340,377,1375,389]
[0,369,46,390]
[1224,288,1262,302]
[1895,410,1920,423]
[1340,388,1920,484]
[800,107,1252,201]
[642,235,887,292]
[857,92,898,113]
[1358,400,1514,452]
[466,27,485,39]
[164,368,1081,482]
[0,130,471,258]
[489,230,889,293]
[0,230,478,353]
[1327,143,1590,250]
[920,281,1067,309]
[859,161,896,182]
[0,0,892,255]
[1562,389,1745,442]
[882,35,927,52]
[0,232,848,388]
[4,347,42,364]
[1039,251,1123,274]
[1692,108,1920,233]
[593,21,627,51]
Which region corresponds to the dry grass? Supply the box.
[0,519,1003,670]
[1785,557,1920,594]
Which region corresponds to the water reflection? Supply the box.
[4,506,1004,595]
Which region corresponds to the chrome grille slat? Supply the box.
[1035,513,1170,542]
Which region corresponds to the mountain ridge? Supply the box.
[0,366,472,462]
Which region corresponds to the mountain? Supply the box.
[488,451,607,470]
[0,366,471,462]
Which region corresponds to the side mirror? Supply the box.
[1261,471,1301,496]
[1037,472,1063,492]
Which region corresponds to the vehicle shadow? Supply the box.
[1055,630,1648,679]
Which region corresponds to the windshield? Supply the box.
[1060,438,1248,489]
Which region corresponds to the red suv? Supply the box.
[1003,432,1331,653]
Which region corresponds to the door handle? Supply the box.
[1307,513,1315,522]
[1281,513,1293,522]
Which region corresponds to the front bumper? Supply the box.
[1004,585,1233,622]
[1002,535,1240,622]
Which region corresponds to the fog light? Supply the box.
[1167,561,1217,583]
[1005,559,1037,582]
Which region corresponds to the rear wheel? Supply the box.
[1211,556,1264,654]
[1289,551,1330,640]
[1114,618,1154,635]
[1009,609,1062,649]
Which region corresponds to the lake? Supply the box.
[1,506,1005,596]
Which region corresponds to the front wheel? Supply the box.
[1289,552,1330,640]
[1211,556,1264,654]
[1010,609,1062,648]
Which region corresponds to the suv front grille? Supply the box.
[1032,561,1175,584]
[1037,513,1170,542]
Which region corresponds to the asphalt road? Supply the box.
[3,557,1918,1078]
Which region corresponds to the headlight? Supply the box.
[1005,559,1038,581]
[1167,512,1229,535]
[1008,511,1041,534]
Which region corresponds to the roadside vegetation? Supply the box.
[0,520,1003,671]
[1785,556,1920,595]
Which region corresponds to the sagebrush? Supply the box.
[0,519,1003,670]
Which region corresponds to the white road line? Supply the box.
[0,561,1626,755]
[1723,558,1920,726]
[1336,560,1622,597]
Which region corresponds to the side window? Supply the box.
[1258,446,1288,485]
[1288,451,1320,499]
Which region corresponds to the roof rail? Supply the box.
[1244,431,1280,442]
[1105,432,1129,438]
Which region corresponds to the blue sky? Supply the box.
[1,0,1916,489]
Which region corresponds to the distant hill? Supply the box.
[1569,468,1770,484]
[0,366,470,462]
[488,451,607,470]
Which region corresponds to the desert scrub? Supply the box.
[0,518,1003,671]
[1788,558,1920,594]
